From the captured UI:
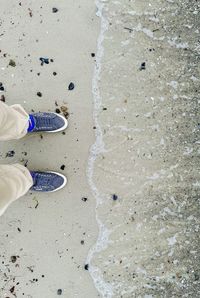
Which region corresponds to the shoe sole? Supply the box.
[46,171,67,192]
[46,113,68,133]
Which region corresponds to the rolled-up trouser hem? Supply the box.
[0,164,33,217]
[0,101,29,141]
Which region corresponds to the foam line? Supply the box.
[86,0,114,297]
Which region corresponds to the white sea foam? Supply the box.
[86,1,114,297]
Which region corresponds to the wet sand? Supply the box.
[87,0,200,297]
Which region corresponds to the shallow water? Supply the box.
[88,0,200,297]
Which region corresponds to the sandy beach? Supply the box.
[0,0,199,297]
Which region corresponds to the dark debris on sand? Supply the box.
[0,95,5,102]
[68,82,75,91]
[57,289,62,295]
[52,7,58,13]
[0,82,5,91]
[139,62,146,71]
[6,150,15,158]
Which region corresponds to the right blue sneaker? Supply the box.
[28,112,68,133]
[30,171,67,192]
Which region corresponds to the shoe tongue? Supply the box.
[35,114,52,130]
[30,172,51,188]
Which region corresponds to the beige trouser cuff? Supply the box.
[0,164,33,216]
[0,102,33,216]
[0,101,29,141]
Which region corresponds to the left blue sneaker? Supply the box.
[28,112,68,133]
[30,171,67,192]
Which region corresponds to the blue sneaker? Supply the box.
[28,113,68,133]
[30,171,67,192]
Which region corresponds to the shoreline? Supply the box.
[86,1,113,297]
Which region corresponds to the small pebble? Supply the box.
[39,57,49,65]
[55,108,61,113]
[9,59,16,67]
[60,165,65,170]
[37,92,42,97]
[6,150,15,158]
[0,95,5,102]
[140,62,146,70]
[10,286,15,293]
[91,53,95,57]
[57,289,62,295]
[10,256,17,263]
[68,82,75,91]
[52,7,58,13]
[82,197,88,202]
[84,264,89,270]
[112,194,118,201]
[53,72,57,76]
[0,82,4,91]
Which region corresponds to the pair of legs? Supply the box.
[0,101,68,216]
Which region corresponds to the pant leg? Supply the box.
[0,101,29,141]
[0,164,33,216]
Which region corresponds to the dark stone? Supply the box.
[37,92,42,97]
[68,82,75,91]
[60,165,65,170]
[52,7,58,13]
[39,57,49,65]
[140,62,146,70]
[6,150,15,158]
[112,194,118,201]
[84,264,89,270]
[82,197,88,202]
[55,108,61,114]
[9,59,16,67]
[0,82,4,91]
[0,95,5,102]
[10,256,17,263]
[91,53,95,57]
[57,289,62,295]
[10,286,15,293]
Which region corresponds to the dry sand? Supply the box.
[0,1,99,297]
[0,0,199,298]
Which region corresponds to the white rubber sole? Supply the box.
[46,171,67,192]
[46,113,68,133]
